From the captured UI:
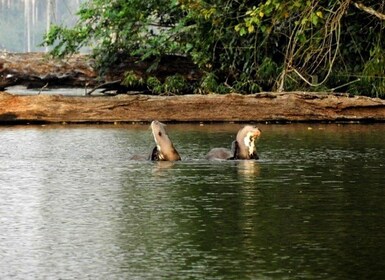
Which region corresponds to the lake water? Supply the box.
[0,123,384,279]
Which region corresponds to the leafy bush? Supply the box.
[122,71,144,88]
[163,74,189,95]
[42,0,385,97]
[146,76,163,95]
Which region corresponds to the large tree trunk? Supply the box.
[1,91,385,124]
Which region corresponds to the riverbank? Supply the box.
[1,91,385,124]
[2,52,385,124]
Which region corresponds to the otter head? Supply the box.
[233,125,261,159]
[149,120,181,161]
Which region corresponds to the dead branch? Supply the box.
[86,80,122,95]
[353,2,385,20]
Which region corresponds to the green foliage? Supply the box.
[42,24,89,57]
[362,46,385,98]
[346,45,385,98]
[198,73,218,94]
[43,0,385,97]
[198,73,230,94]
[145,74,189,95]
[146,76,163,95]
[122,71,144,87]
[233,77,262,94]
[163,74,189,95]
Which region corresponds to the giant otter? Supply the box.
[149,120,181,161]
[205,125,261,160]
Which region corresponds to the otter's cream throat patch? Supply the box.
[244,132,256,156]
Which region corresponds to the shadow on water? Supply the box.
[0,123,385,279]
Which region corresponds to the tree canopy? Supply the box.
[43,0,385,97]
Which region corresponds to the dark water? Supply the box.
[0,123,384,279]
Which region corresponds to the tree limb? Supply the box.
[353,2,385,20]
[86,80,122,95]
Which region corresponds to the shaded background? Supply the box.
[0,0,83,52]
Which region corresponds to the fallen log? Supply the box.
[0,52,98,90]
[1,91,385,124]
[0,52,201,93]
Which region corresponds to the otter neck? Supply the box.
[233,140,258,160]
[154,140,181,161]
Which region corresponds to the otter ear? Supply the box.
[149,146,159,161]
[230,140,239,160]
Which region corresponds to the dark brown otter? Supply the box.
[205,125,261,160]
[149,120,181,161]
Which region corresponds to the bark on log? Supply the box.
[0,52,97,89]
[1,91,385,124]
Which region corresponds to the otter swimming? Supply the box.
[205,125,261,160]
[149,120,181,161]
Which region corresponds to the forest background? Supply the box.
[2,1,385,97]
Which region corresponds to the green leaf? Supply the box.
[311,13,318,26]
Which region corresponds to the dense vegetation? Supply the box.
[43,0,385,97]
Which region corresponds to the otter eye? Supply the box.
[158,131,162,136]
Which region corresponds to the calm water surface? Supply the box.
[0,123,384,279]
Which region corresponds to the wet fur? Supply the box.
[231,141,259,160]
[149,121,181,161]
[205,147,233,160]
[206,126,260,160]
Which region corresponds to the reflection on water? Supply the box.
[236,160,261,179]
[0,123,385,279]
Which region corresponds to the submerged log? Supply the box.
[1,91,385,124]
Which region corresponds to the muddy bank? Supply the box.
[1,91,385,124]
